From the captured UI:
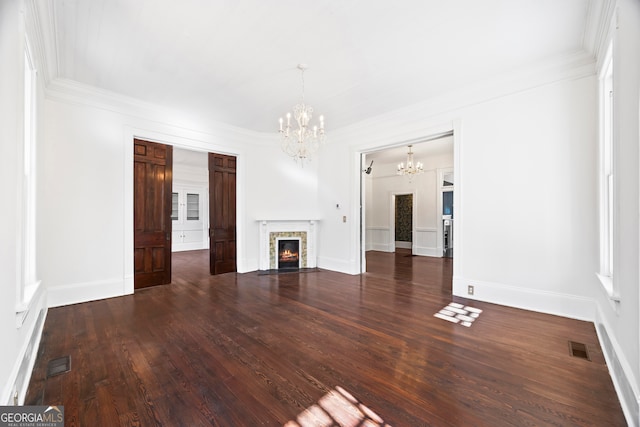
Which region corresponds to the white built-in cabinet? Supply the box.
[172,185,208,252]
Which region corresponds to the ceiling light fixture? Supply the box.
[279,64,325,164]
[397,145,424,179]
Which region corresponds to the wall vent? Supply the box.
[568,341,591,361]
[47,356,71,377]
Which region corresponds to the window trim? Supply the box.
[16,34,42,325]
[596,41,618,301]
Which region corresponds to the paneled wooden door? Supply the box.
[133,139,173,288]
[208,153,237,275]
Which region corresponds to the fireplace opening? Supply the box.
[278,239,300,270]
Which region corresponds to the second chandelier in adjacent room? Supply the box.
[397,145,424,178]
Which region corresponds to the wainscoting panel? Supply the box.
[415,227,439,257]
[366,227,393,252]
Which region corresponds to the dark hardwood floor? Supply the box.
[27,250,626,426]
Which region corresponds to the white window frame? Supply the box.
[16,35,41,325]
[596,41,617,301]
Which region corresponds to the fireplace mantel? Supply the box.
[258,220,319,270]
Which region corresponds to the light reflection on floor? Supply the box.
[284,386,392,427]
[434,302,483,327]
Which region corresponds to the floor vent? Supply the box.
[47,355,71,377]
[568,341,591,361]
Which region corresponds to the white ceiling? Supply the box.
[44,0,599,133]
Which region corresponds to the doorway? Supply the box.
[393,193,414,252]
[360,132,455,283]
[133,142,237,289]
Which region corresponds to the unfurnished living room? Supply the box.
[1,1,639,426]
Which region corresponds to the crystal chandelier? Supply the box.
[397,145,424,178]
[279,64,325,164]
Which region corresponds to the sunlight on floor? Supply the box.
[284,386,392,427]
[434,302,483,327]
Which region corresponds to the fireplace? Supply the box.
[278,239,300,270]
[258,220,318,271]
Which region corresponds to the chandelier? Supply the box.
[397,145,424,178]
[279,64,325,164]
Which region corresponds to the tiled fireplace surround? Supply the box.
[258,220,318,270]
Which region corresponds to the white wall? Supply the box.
[317,67,601,306]
[0,0,48,405]
[38,80,318,307]
[592,0,640,424]
[319,69,600,306]
[459,77,598,299]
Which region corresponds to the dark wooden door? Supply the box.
[209,153,237,275]
[134,139,173,288]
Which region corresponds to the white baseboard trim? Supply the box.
[595,305,640,427]
[395,241,412,249]
[2,289,47,405]
[48,277,128,308]
[238,257,258,274]
[370,243,394,252]
[172,243,208,252]
[452,276,596,321]
[123,274,134,295]
[317,256,359,275]
[414,246,440,257]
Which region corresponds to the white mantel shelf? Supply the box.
[258,220,319,271]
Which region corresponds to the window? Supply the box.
[597,42,615,298]
[17,37,41,321]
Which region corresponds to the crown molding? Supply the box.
[24,0,58,85]
[45,77,272,144]
[587,0,617,67]
[330,49,597,144]
[583,0,604,58]
[43,47,596,152]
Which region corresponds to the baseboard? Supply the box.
[370,243,394,252]
[395,241,412,249]
[452,276,596,321]
[595,306,640,427]
[172,243,208,252]
[48,277,128,308]
[317,256,359,275]
[2,290,47,405]
[413,246,440,257]
[237,257,258,274]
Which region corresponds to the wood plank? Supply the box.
[27,250,626,426]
